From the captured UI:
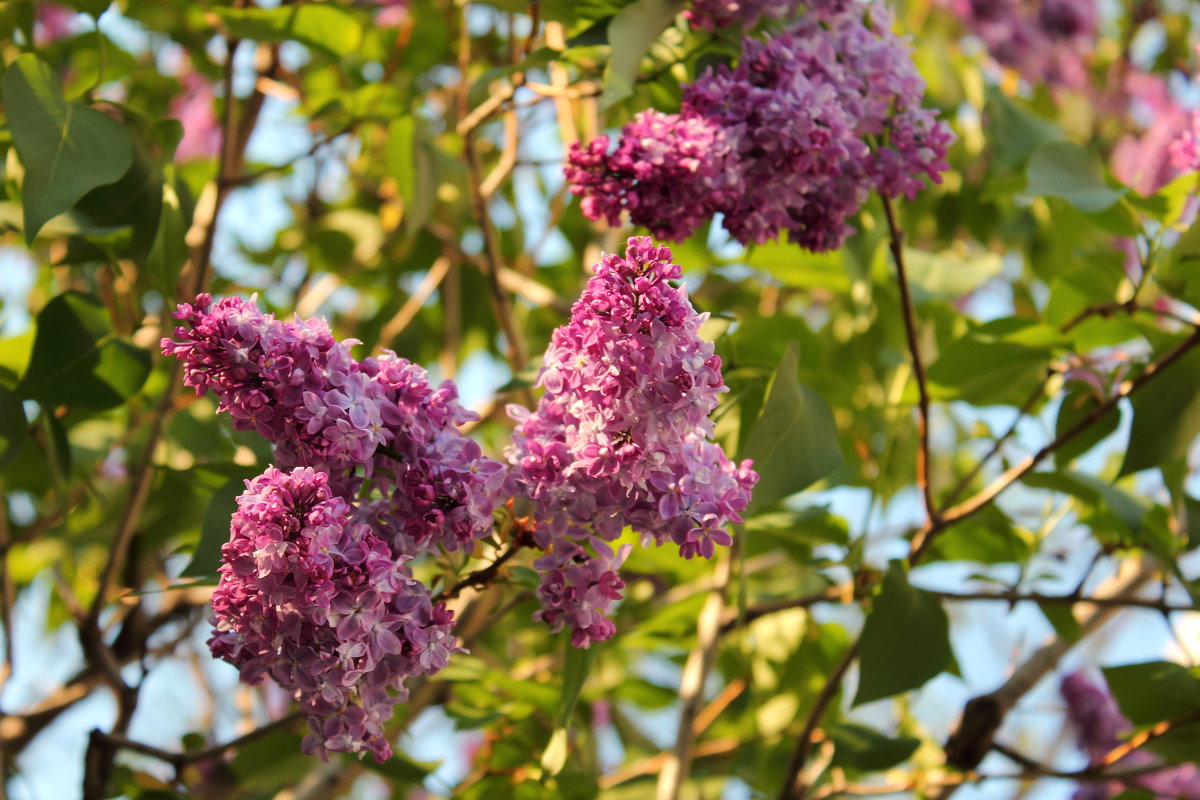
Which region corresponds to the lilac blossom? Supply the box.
[947,0,1096,89]
[1060,671,1200,800]
[685,0,853,30]
[508,237,757,647]
[566,1,953,251]
[161,294,505,551]
[34,2,76,46]
[208,466,458,762]
[171,70,220,162]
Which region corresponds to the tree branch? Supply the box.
[779,639,861,800]
[656,545,736,800]
[880,194,937,526]
[911,328,1200,563]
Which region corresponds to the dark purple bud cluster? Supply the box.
[566,0,954,251]
[508,237,757,648]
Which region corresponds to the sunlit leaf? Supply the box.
[1,54,133,242]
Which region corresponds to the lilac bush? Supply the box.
[566,0,953,251]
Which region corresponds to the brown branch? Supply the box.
[719,585,850,634]
[90,711,302,780]
[1099,707,1200,766]
[657,546,736,800]
[911,328,1200,564]
[992,740,1192,781]
[436,539,527,602]
[942,559,1158,776]
[779,639,861,800]
[942,374,1050,507]
[880,195,937,527]
[932,588,1192,613]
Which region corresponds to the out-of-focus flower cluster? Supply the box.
[508,237,757,647]
[947,0,1097,89]
[566,0,953,251]
[1060,671,1200,800]
[209,467,456,762]
[685,0,851,30]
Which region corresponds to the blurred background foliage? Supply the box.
[0,0,1199,799]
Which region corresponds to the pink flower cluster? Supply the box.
[166,241,754,752]
[948,0,1097,89]
[566,1,953,251]
[162,295,508,760]
[508,237,757,647]
[209,467,457,762]
[1060,671,1200,800]
[162,294,506,553]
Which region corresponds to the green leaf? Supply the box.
[1039,603,1082,643]
[1,54,134,242]
[904,248,1004,300]
[854,563,952,706]
[17,292,151,411]
[542,642,596,775]
[927,318,1059,407]
[829,723,921,771]
[1158,219,1200,308]
[985,87,1062,171]
[1120,344,1200,476]
[1104,662,1200,748]
[1025,142,1124,213]
[214,5,363,57]
[600,0,685,109]
[0,386,28,467]
[1054,387,1120,465]
[924,505,1031,564]
[386,116,436,234]
[740,243,850,292]
[1021,471,1146,535]
[180,474,254,580]
[145,178,190,294]
[67,139,164,265]
[741,342,842,512]
[359,751,438,783]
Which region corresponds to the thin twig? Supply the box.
[91,711,302,779]
[779,640,861,800]
[911,328,1200,563]
[942,559,1158,775]
[436,539,527,602]
[656,545,736,800]
[942,374,1049,507]
[1099,707,1200,766]
[880,195,937,526]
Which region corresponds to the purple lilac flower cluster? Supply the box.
[209,467,456,762]
[161,295,511,760]
[685,0,852,31]
[162,294,506,553]
[566,1,953,251]
[1060,671,1200,800]
[508,237,757,648]
[947,0,1097,89]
